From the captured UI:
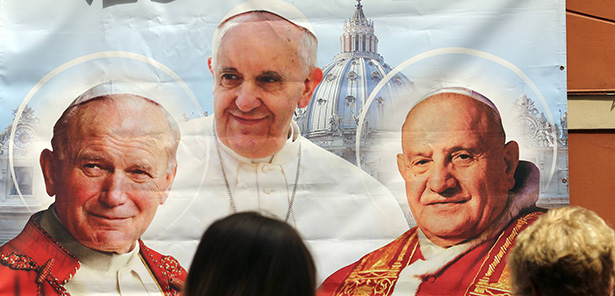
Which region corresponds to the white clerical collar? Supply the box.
[416,229,447,260]
[392,229,473,296]
[41,205,163,296]
[217,139,274,163]
[216,121,301,165]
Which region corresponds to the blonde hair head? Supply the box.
[509,206,615,296]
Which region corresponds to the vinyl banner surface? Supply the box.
[0,0,566,294]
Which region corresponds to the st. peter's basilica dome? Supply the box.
[295,0,413,170]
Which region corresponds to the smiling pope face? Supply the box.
[208,13,321,159]
[41,96,176,254]
[397,93,518,247]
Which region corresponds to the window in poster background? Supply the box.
[0,169,6,202]
[9,167,33,197]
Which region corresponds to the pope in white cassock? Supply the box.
[144,0,408,281]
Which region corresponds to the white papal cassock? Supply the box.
[143,116,408,282]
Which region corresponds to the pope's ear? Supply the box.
[40,149,57,197]
[503,141,520,189]
[298,67,323,108]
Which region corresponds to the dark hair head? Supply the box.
[183,212,316,296]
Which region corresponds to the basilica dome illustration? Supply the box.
[294,0,413,176]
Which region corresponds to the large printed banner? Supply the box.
[0,0,566,293]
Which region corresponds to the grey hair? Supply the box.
[211,11,318,71]
[51,95,181,173]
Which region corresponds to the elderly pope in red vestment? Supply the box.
[319,87,545,296]
[0,82,186,295]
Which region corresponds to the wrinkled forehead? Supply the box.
[70,96,171,140]
[402,93,503,147]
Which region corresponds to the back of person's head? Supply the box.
[183,212,316,296]
[509,206,615,296]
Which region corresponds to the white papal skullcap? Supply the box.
[70,81,156,107]
[219,0,315,36]
[419,86,502,122]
